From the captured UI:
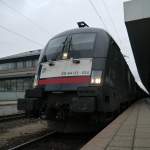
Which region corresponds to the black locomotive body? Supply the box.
[18,27,142,132]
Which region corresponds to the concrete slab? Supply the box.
[109,136,132,147]
[134,138,150,147]
[134,148,150,150]
[106,147,131,150]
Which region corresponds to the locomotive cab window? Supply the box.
[45,33,96,61]
[70,33,96,58]
[45,36,67,61]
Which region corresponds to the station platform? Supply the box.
[82,98,150,150]
[0,100,17,106]
[0,100,20,116]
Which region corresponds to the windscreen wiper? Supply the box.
[62,37,72,59]
[53,37,68,60]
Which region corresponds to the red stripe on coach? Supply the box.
[38,76,91,85]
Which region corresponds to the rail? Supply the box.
[8,131,56,150]
[0,113,25,122]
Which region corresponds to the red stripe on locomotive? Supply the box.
[38,76,91,85]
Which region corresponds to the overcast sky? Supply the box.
[0,0,147,92]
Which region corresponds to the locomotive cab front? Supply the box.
[36,29,109,113]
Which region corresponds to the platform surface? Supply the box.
[82,98,150,150]
[0,100,20,116]
[0,100,17,106]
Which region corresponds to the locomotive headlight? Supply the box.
[62,52,68,59]
[91,71,102,85]
[33,75,38,88]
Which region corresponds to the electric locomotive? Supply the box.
[18,24,138,132]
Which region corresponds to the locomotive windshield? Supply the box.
[45,32,96,60]
[69,33,96,58]
[45,36,67,61]
[70,33,95,51]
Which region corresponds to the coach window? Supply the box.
[0,81,4,91]
[0,81,2,91]
[24,78,32,90]
[7,80,10,91]
[2,80,5,91]
[11,63,17,70]
[32,59,37,67]
[3,64,8,70]
[6,63,9,70]
[24,79,29,90]
[16,79,24,91]
[23,61,26,68]
[1,64,5,70]
[3,64,5,70]
[17,62,23,69]
[35,60,38,66]
[1,80,3,91]
[3,80,6,91]
[11,80,16,91]
[2,64,6,70]
[9,63,13,70]
[0,65,2,70]
[29,78,33,87]
[8,63,14,70]
[0,64,5,70]
[5,63,8,70]
[26,60,32,68]
[0,64,3,70]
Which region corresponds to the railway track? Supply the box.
[7,131,93,150]
[0,113,26,122]
[8,131,56,150]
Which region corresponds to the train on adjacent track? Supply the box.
[18,23,146,132]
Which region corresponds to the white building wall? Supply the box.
[124,0,150,21]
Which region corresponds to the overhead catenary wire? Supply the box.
[0,24,43,46]
[88,0,108,31]
[88,0,143,87]
[88,0,124,52]
[101,1,148,94]
[101,0,126,53]
[0,0,51,36]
